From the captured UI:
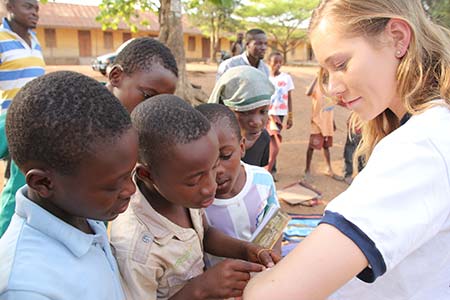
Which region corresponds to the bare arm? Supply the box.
[243,223,368,300]
[286,90,293,129]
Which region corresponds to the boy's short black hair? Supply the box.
[131,94,211,170]
[269,52,282,60]
[6,71,132,175]
[245,28,266,44]
[114,37,178,78]
[195,103,242,141]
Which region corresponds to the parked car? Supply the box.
[91,38,135,76]
[216,50,231,64]
[91,52,116,76]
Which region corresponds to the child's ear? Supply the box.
[240,137,246,159]
[25,169,54,198]
[108,64,125,87]
[135,163,154,184]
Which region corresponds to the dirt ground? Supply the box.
[1,63,351,215]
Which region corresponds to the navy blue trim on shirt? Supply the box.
[399,113,411,126]
[320,211,387,283]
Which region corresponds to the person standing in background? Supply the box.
[231,32,244,57]
[303,75,338,181]
[0,0,44,112]
[266,52,294,179]
[0,0,45,237]
[216,28,269,81]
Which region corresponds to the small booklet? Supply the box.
[250,206,291,249]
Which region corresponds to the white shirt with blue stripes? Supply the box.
[0,18,45,113]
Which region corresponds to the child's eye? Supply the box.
[185,174,203,187]
[220,153,233,161]
[141,90,156,99]
[103,185,120,192]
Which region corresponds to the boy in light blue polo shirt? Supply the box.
[0,71,138,300]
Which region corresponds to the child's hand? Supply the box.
[286,117,293,129]
[244,243,281,268]
[191,259,263,299]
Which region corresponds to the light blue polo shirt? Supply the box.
[216,52,270,81]
[0,186,125,300]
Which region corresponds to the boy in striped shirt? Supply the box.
[0,0,45,112]
[196,103,281,267]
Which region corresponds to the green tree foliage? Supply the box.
[95,0,208,103]
[237,0,318,63]
[96,0,158,33]
[423,0,450,28]
[185,0,240,62]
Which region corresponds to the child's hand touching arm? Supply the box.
[170,259,263,300]
[241,239,281,268]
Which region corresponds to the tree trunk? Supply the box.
[213,21,220,63]
[159,0,208,104]
[210,17,216,63]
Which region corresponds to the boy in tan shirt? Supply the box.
[110,95,279,300]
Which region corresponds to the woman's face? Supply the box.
[310,19,404,121]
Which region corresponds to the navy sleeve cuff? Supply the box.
[320,210,387,283]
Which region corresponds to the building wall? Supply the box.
[288,42,309,61]
[35,26,310,65]
[36,27,214,65]
[36,28,79,64]
[219,37,232,52]
[268,40,312,63]
[183,34,203,60]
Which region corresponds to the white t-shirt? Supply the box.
[322,103,450,300]
[268,72,295,116]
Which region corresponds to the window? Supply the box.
[188,36,196,51]
[44,28,56,48]
[104,32,113,49]
[123,32,132,43]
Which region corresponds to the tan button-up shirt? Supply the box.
[110,186,205,300]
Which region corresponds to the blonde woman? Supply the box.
[243,0,450,299]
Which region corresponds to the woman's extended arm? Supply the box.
[243,223,368,300]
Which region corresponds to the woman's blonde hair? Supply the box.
[310,0,450,169]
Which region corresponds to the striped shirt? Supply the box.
[0,18,45,113]
[204,162,279,266]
